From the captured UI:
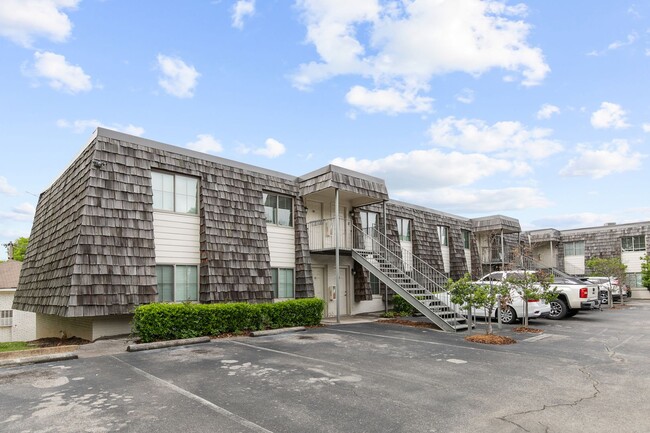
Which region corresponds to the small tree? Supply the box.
[11,237,29,261]
[448,273,508,335]
[640,255,650,290]
[586,257,627,305]
[503,270,556,328]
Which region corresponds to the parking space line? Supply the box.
[110,356,274,433]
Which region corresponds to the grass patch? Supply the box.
[0,342,30,353]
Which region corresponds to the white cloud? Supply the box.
[0,202,35,221]
[392,186,551,213]
[0,177,18,195]
[293,0,549,109]
[428,116,563,160]
[587,33,637,56]
[332,148,530,190]
[345,85,433,114]
[455,88,474,104]
[255,138,286,158]
[536,103,560,120]
[186,134,223,155]
[28,51,92,93]
[232,0,255,29]
[57,119,145,136]
[643,123,650,132]
[590,102,629,129]
[0,0,79,47]
[559,139,644,179]
[156,54,200,98]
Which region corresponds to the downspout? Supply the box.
[335,188,340,324]
[501,228,505,270]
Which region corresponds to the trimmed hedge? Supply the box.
[133,298,325,343]
[392,294,415,315]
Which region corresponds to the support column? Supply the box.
[383,200,388,314]
[335,188,340,324]
[500,228,505,270]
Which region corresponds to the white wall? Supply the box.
[153,211,200,264]
[401,241,413,272]
[267,225,295,268]
[36,313,94,341]
[92,316,133,340]
[622,251,643,273]
[564,255,585,275]
[533,243,556,268]
[0,290,36,342]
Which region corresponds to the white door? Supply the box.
[327,265,350,318]
[306,200,323,250]
[312,266,326,314]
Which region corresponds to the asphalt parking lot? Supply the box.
[2,301,650,433]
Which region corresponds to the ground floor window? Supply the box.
[369,273,382,295]
[0,310,12,327]
[156,265,199,302]
[272,268,294,298]
[626,273,643,288]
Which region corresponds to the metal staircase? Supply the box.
[351,225,468,332]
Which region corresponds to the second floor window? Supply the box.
[264,193,293,227]
[462,230,471,249]
[152,171,198,214]
[622,235,645,252]
[438,226,449,246]
[396,218,411,242]
[564,241,585,256]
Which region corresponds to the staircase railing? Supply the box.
[351,224,465,328]
[511,254,575,280]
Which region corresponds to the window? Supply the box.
[272,268,294,298]
[396,218,411,241]
[564,241,585,256]
[462,230,471,249]
[626,273,643,288]
[0,310,12,327]
[264,193,293,227]
[156,265,198,302]
[622,235,646,252]
[360,211,379,235]
[437,226,449,246]
[152,171,198,214]
[369,273,382,295]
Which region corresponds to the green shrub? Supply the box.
[392,294,415,316]
[133,298,324,343]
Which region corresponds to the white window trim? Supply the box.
[0,310,12,327]
[156,264,200,303]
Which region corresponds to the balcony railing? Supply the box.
[307,218,353,251]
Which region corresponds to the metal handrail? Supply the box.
[351,224,462,318]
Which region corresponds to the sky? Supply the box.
[1,0,649,260]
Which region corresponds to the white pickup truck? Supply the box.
[546,276,599,319]
[477,271,599,320]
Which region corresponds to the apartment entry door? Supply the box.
[325,265,350,318]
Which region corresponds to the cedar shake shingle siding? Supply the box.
[15,129,314,317]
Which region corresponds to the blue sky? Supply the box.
[1,0,649,260]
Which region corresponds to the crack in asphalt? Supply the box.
[496,366,601,432]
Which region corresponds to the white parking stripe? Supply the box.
[110,356,274,433]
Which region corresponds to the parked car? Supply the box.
[474,270,599,321]
[580,276,629,304]
[466,271,552,324]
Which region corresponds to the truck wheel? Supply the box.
[549,299,568,320]
[497,306,517,325]
[566,309,579,317]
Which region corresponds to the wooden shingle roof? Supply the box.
[0,260,21,289]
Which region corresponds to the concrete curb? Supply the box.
[126,336,211,352]
[0,353,78,368]
[251,326,305,337]
[0,345,79,360]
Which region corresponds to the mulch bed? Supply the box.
[28,337,90,348]
[465,334,517,345]
[513,327,544,334]
[377,318,439,329]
